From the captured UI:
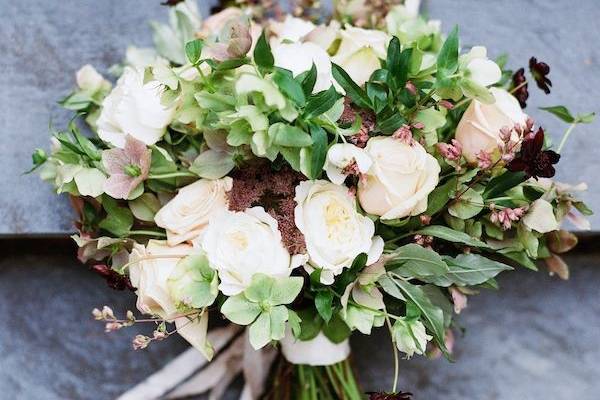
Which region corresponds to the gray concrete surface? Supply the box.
[1,245,598,399]
[1,0,599,235]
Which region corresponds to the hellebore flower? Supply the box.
[102,135,151,199]
[508,127,560,179]
[529,57,552,94]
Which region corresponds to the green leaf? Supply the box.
[129,193,161,222]
[287,310,302,338]
[189,149,235,179]
[270,276,304,305]
[331,63,372,109]
[376,110,406,134]
[300,63,317,96]
[58,91,94,111]
[315,291,334,323]
[98,197,134,237]
[72,129,101,161]
[386,36,402,78]
[269,123,313,147]
[185,39,203,64]
[428,254,513,287]
[425,177,458,215]
[415,225,490,248]
[221,295,262,325]
[322,313,351,344]
[297,308,323,341]
[253,30,274,71]
[482,171,527,199]
[303,86,341,120]
[540,106,596,124]
[459,79,494,103]
[387,244,449,278]
[502,250,538,271]
[392,279,447,353]
[309,124,327,179]
[437,26,459,78]
[214,57,249,71]
[378,274,406,300]
[448,187,484,219]
[273,68,306,107]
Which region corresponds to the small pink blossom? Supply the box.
[476,150,493,169]
[105,322,123,332]
[405,81,417,95]
[412,122,425,130]
[439,100,454,110]
[132,335,151,350]
[499,126,512,143]
[490,206,527,230]
[102,135,151,199]
[420,214,432,225]
[437,139,463,161]
[392,124,413,144]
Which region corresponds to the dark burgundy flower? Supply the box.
[511,67,529,108]
[508,127,560,178]
[92,264,134,291]
[529,57,552,94]
[367,392,413,400]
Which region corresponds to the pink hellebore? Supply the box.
[102,135,151,199]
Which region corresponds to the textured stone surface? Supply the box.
[1,0,598,235]
[1,246,598,399]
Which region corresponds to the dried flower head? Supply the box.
[367,391,413,400]
[92,264,134,291]
[392,125,414,144]
[529,57,552,94]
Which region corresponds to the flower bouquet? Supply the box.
[31,0,594,398]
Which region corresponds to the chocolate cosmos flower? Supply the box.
[367,392,413,400]
[102,135,151,199]
[529,57,552,94]
[512,67,529,108]
[508,127,560,178]
[92,264,134,291]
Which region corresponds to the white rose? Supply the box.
[280,329,350,366]
[331,26,390,86]
[154,178,233,246]
[455,87,527,162]
[358,137,440,220]
[323,143,372,185]
[128,240,194,318]
[97,67,175,148]
[460,46,502,87]
[523,199,559,233]
[273,41,335,93]
[304,21,341,53]
[76,64,105,92]
[294,180,384,284]
[270,15,316,43]
[201,207,302,296]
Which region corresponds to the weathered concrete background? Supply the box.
[1,0,598,235]
[1,246,597,399]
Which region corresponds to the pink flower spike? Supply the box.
[392,124,413,143]
[437,139,462,161]
[476,150,493,170]
[439,100,454,110]
[102,135,151,199]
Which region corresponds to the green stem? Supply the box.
[127,230,167,238]
[147,171,197,180]
[385,315,400,393]
[557,122,577,154]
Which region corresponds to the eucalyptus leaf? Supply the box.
[415,225,490,248]
[387,244,449,278]
[189,149,235,179]
[427,254,513,286]
[448,187,483,219]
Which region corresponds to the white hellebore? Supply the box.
[455,87,528,162]
[331,26,390,86]
[76,64,106,92]
[460,46,502,87]
[294,180,384,284]
[273,41,335,93]
[358,136,440,220]
[129,240,195,318]
[154,178,233,246]
[523,199,559,233]
[270,15,316,43]
[393,318,432,358]
[202,207,303,296]
[323,143,372,185]
[97,66,175,148]
[280,329,350,366]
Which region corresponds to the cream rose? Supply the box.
[358,136,440,220]
[154,178,233,246]
[331,26,389,86]
[455,87,527,162]
[280,329,350,366]
[97,66,175,148]
[294,180,384,284]
[273,41,335,93]
[201,207,302,296]
[128,240,194,318]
